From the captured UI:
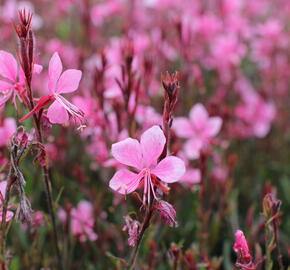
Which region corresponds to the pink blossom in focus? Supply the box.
[0,118,16,147]
[174,104,222,159]
[109,125,185,204]
[20,52,84,125]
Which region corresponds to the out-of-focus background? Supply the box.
[0,0,290,269]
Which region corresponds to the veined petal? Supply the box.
[48,52,63,93]
[109,169,140,194]
[56,69,82,94]
[54,95,84,122]
[152,156,185,183]
[0,80,13,92]
[0,50,17,82]
[189,103,208,130]
[47,100,69,124]
[112,138,142,169]
[173,117,193,138]
[140,125,166,168]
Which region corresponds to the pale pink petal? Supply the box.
[173,117,193,138]
[112,138,142,169]
[184,139,203,160]
[33,64,43,74]
[189,103,208,130]
[0,80,13,92]
[48,52,63,93]
[0,51,17,82]
[56,69,82,94]
[0,181,7,201]
[109,169,140,194]
[205,117,222,137]
[152,156,185,183]
[140,125,166,167]
[179,169,201,184]
[253,123,270,138]
[47,100,69,124]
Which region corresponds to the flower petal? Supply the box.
[109,169,140,194]
[205,117,222,137]
[189,103,208,130]
[112,138,142,169]
[0,80,13,92]
[0,181,7,201]
[140,125,166,167]
[48,52,63,93]
[33,64,43,74]
[0,50,17,82]
[179,169,201,184]
[56,69,82,94]
[152,156,185,183]
[173,117,193,138]
[184,138,203,160]
[47,100,69,124]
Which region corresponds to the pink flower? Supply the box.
[59,200,98,242]
[109,125,185,204]
[0,118,16,147]
[20,52,84,124]
[235,80,276,138]
[234,230,255,268]
[0,50,42,107]
[174,104,222,159]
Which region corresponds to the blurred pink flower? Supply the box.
[109,125,185,204]
[59,200,98,242]
[236,81,276,138]
[0,181,14,222]
[0,118,16,147]
[20,52,84,124]
[174,103,222,159]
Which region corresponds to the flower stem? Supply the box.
[128,206,153,270]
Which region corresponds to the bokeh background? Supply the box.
[0,0,290,269]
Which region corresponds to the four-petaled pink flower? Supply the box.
[20,52,84,124]
[0,50,42,107]
[174,103,222,159]
[109,125,185,204]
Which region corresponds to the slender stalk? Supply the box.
[25,82,63,270]
[128,206,153,270]
[0,176,14,270]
